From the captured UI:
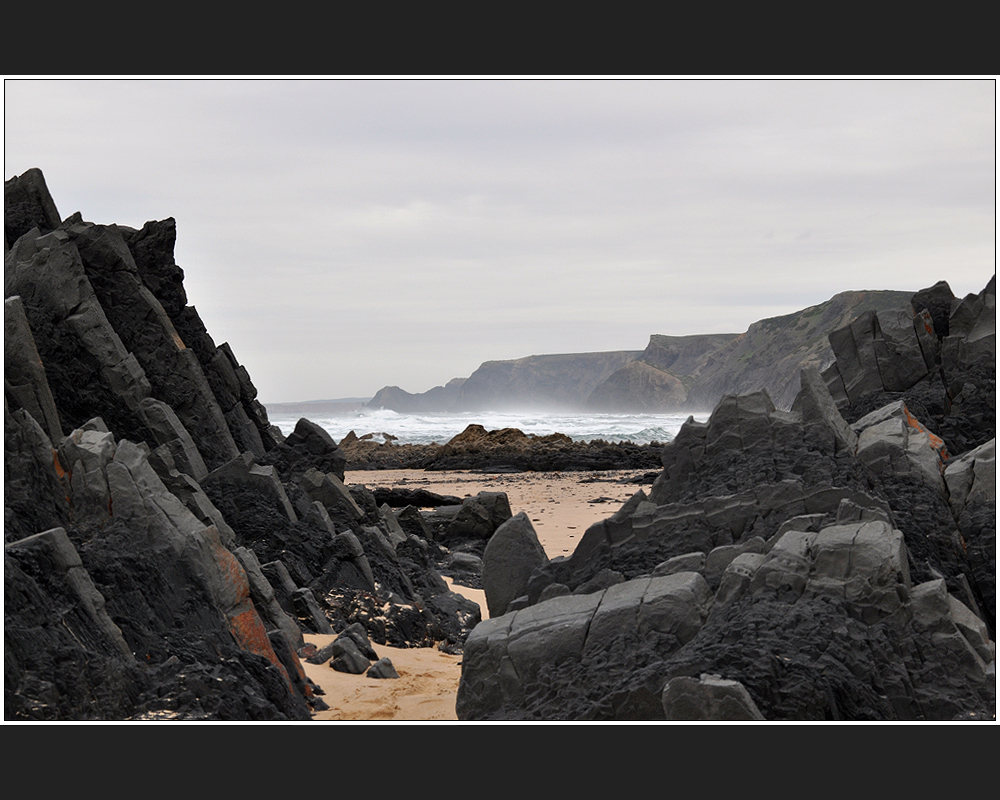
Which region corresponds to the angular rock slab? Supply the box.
[750,520,910,623]
[852,400,949,494]
[4,527,134,662]
[456,571,711,720]
[481,511,548,619]
[662,673,766,721]
[944,438,995,517]
[5,295,64,443]
[299,466,363,521]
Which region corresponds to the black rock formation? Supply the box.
[4,169,482,720]
[457,276,996,721]
[7,168,993,723]
[340,423,667,473]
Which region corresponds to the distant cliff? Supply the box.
[587,290,914,412]
[367,351,643,412]
[584,333,738,412]
[368,378,466,412]
[367,291,917,414]
[453,351,642,411]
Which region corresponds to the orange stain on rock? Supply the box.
[52,449,68,479]
[208,536,300,696]
[903,406,949,462]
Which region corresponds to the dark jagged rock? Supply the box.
[3,190,272,473]
[4,169,484,720]
[628,291,914,412]
[662,673,766,721]
[261,417,347,482]
[911,281,955,341]
[64,217,244,470]
[457,278,995,721]
[6,224,154,440]
[457,571,715,720]
[481,512,548,618]
[423,491,513,544]
[4,167,61,248]
[830,277,995,453]
[5,295,63,444]
[307,622,378,671]
[7,169,993,722]
[328,637,371,674]
[5,411,315,721]
[120,215,279,459]
[373,487,463,508]
[341,423,666,473]
[367,657,400,679]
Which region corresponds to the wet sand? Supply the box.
[301,468,647,721]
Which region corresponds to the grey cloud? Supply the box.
[4,77,994,402]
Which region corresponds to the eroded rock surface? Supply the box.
[457,277,996,721]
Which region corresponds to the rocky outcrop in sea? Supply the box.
[456,275,996,721]
[4,169,489,720]
[340,424,666,474]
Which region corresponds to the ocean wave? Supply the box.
[267,410,707,447]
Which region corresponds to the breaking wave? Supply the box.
[266,408,708,446]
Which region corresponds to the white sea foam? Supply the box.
[266,408,709,446]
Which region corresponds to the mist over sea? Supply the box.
[267,408,710,447]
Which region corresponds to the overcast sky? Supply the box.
[4,78,995,403]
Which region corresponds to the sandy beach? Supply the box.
[346,467,648,559]
[300,468,648,721]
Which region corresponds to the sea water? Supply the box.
[265,408,710,447]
